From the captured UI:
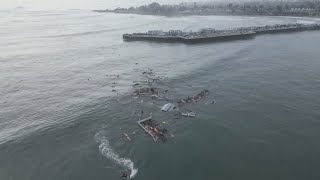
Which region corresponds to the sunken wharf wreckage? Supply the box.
[123,23,320,43]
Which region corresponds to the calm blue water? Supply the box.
[1,9,320,180]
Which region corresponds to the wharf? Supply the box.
[123,23,320,43]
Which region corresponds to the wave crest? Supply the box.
[95,134,138,178]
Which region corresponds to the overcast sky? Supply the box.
[1,0,213,10]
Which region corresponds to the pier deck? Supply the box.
[123,23,320,43]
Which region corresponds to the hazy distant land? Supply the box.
[95,0,320,17]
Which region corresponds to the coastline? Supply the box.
[93,10,320,19]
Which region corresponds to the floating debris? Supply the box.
[137,116,168,142]
[161,103,176,112]
[178,89,209,105]
[121,171,130,178]
[132,82,140,87]
[106,74,120,77]
[134,87,158,96]
[142,71,153,75]
[151,94,162,99]
[123,133,132,141]
[142,69,153,75]
[127,69,212,144]
[181,112,197,117]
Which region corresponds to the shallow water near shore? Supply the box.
[1,9,320,180]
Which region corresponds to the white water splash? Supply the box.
[95,134,138,179]
[297,20,316,24]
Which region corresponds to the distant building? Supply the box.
[200,28,216,34]
[289,8,316,15]
[148,30,164,35]
[168,30,183,36]
[290,8,314,13]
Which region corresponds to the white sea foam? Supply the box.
[297,20,316,24]
[96,134,138,179]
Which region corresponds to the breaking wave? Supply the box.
[95,134,138,179]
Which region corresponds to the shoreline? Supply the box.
[94,10,320,19]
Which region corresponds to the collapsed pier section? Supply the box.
[137,116,168,142]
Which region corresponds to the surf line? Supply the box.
[96,134,138,178]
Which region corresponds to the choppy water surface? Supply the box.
[1,9,320,180]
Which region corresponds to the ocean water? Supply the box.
[1,9,320,180]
